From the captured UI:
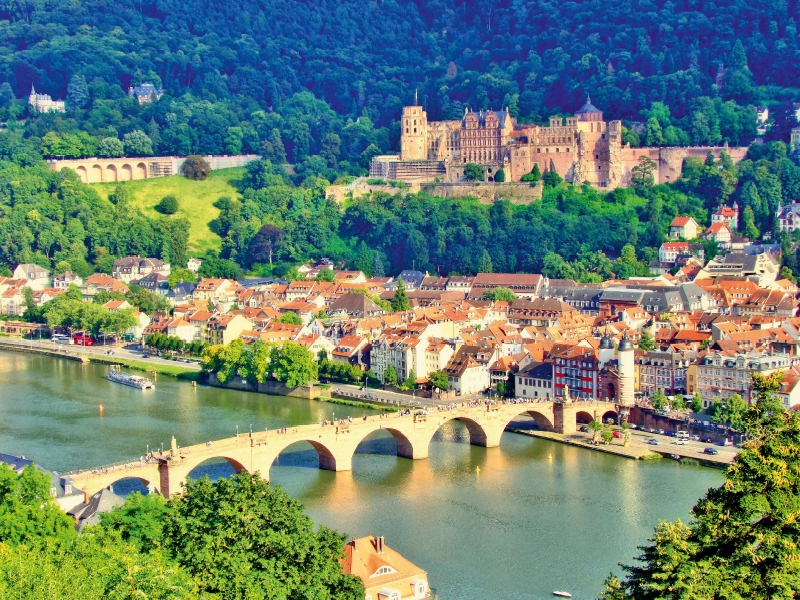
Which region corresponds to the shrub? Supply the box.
[156,195,179,214]
[182,155,211,180]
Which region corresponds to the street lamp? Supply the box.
[236,425,239,436]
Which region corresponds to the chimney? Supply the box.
[378,536,385,554]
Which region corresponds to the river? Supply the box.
[0,351,723,599]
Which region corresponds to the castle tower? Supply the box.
[400,103,428,161]
[617,332,636,410]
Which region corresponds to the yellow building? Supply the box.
[340,535,432,600]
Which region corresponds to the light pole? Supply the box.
[236,425,239,437]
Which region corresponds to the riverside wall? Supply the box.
[0,340,88,362]
[206,373,330,400]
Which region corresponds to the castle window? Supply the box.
[595,155,599,159]
[414,128,417,133]
[602,134,606,140]
[556,148,560,153]
[566,148,570,152]
[537,148,541,153]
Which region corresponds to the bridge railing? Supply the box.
[66,455,163,477]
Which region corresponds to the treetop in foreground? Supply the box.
[600,372,800,599]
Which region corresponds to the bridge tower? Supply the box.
[616,331,636,423]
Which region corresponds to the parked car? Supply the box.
[657,429,665,435]
[666,431,676,437]
[628,424,637,429]
[579,426,590,433]
[612,431,622,438]
[142,353,150,358]
[702,437,713,443]
[704,447,719,455]
[690,435,700,441]
[717,439,733,447]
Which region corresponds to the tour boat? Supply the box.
[552,592,572,598]
[107,365,154,390]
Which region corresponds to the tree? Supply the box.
[494,168,505,182]
[269,341,318,386]
[182,155,211,180]
[402,368,417,390]
[97,137,124,157]
[167,268,197,288]
[66,74,89,109]
[482,287,516,302]
[99,492,169,553]
[651,389,667,410]
[644,117,664,146]
[607,373,800,599]
[0,463,75,545]
[372,253,385,278]
[391,276,410,312]
[383,365,398,386]
[276,311,302,325]
[742,206,760,239]
[588,419,603,442]
[691,393,703,414]
[464,163,483,181]
[521,163,542,183]
[631,155,657,186]
[637,330,655,351]
[122,130,153,156]
[156,194,179,215]
[542,170,563,188]
[247,224,285,266]
[601,427,614,444]
[428,370,449,392]
[713,392,748,431]
[162,472,364,599]
[478,248,493,273]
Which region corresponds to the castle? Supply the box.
[370,97,748,189]
[28,86,65,113]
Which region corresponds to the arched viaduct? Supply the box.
[69,400,618,500]
[49,158,153,183]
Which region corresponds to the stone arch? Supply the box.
[352,426,417,460]
[575,410,594,425]
[105,164,118,183]
[75,165,88,183]
[602,410,619,425]
[120,163,133,181]
[185,455,249,480]
[430,416,490,447]
[135,162,147,180]
[269,439,340,476]
[504,409,555,432]
[89,164,103,183]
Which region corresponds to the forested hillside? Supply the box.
[0,0,798,163]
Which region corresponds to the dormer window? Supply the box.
[371,566,398,577]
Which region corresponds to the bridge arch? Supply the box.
[430,415,490,447]
[575,410,595,425]
[503,408,555,432]
[352,426,417,460]
[601,410,619,425]
[269,438,341,476]
[75,165,88,183]
[105,164,118,182]
[135,162,147,179]
[90,164,103,183]
[120,163,133,181]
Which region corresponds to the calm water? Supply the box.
[0,351,723,599]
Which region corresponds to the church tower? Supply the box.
[400,97,428,161]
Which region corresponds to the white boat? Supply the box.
[552,592,572,598]
[107,365,154,390]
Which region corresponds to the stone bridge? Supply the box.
[69,399,619,500]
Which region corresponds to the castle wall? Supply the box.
[327,181,542,205]
[619,146,748,186]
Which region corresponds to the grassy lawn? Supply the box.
[88,355,200,381]
[91,168,244,254]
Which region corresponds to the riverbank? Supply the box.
[323,395,398,412]
[0,340,88,363]
[87,354,199,381]
[511,429,732,468]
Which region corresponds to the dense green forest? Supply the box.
[0,465,363,599]
[1,0,799,166]
[3,131,800,281]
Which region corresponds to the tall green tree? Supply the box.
[602,372,800,599]
[391,276,410,312]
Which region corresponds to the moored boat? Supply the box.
[107,365,154,390]
[552,592,572,598]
